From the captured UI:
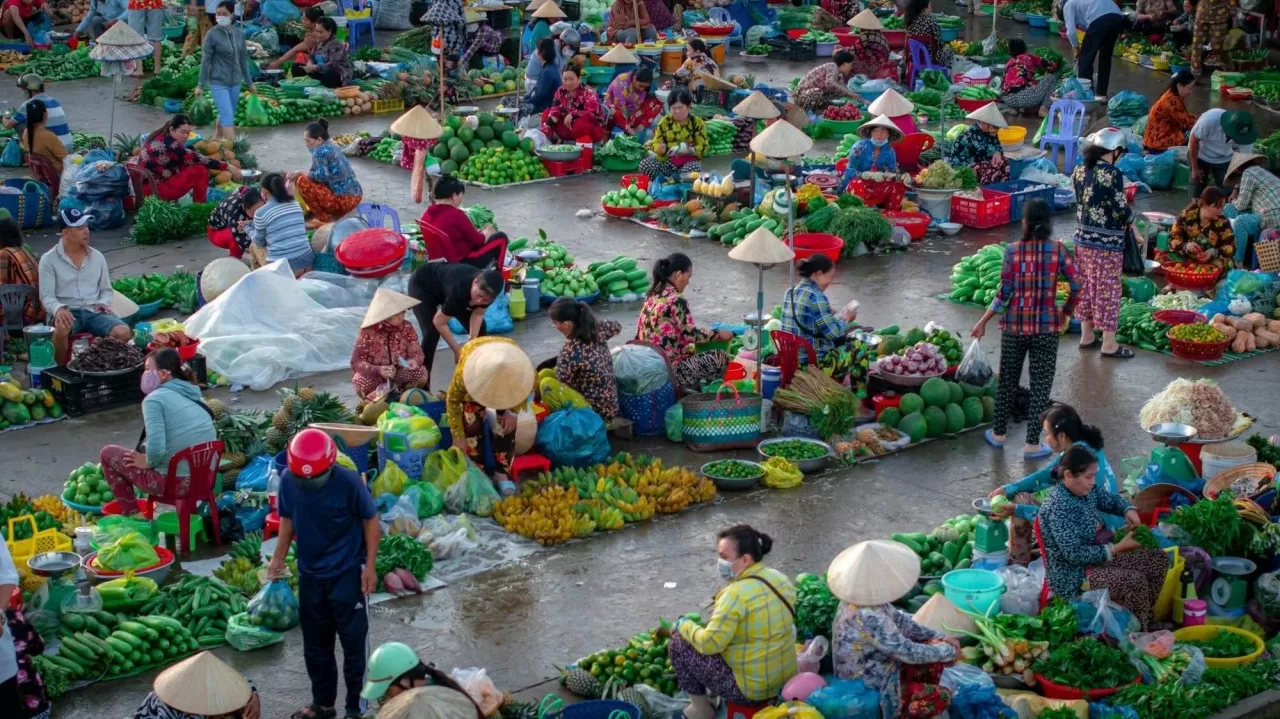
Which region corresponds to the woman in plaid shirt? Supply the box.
[780,254,870,395]
[971,199,1079,458]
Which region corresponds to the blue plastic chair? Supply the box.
[1039,99,1086,173]
[708,7,744,49]
[906,40,946,92]
[357,202,402,233]
[342,0,375,51]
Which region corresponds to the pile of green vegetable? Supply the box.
[702,460,762,479]
[1245,433,1280,469]
[1033,638,1140,689]
[828,206,893,256]
[463,204,496,231]
[915,160,978,190]
[6,46,99,81]
[794,572,841,640]
[957,85,1000,101]
[1109,659,1280,719]
[111,272,198,312]
[1166,489,1252,556]
[745,43,771,56]
[1116,300,1172,352]
[1113,524,1160,549]
[595,135,647,162]
[131,198,217,245]
[375,534,434,591]
[761,439,828,461]
[948,243,1005,305]
[1180,630,1257,658]
[892,514,979,576]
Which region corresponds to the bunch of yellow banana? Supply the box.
[32,494,68,521]
[610,495,655,522]
[494,485,581,545]
[573,514,596,537]
[0,50,27,67]
[60,511,95,537]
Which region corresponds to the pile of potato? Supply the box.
[1210,312,1280,352]
[340,91,376,116]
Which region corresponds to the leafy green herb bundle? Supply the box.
[794,573,840,639]
[1032,638,1138,689]
[1166,490,1252,556]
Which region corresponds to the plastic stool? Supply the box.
[154,511,204,550]
[726,700,775,719]
[264,511,280,540]
[510,452,551,481]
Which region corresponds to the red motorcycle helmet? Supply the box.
[288,428,337,478]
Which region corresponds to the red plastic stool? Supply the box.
[726,700,775,719]
[263,511,280,540]
[510,452,551,482]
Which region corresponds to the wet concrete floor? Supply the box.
[3,14,1279,718]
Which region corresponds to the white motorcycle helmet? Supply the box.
[1085,127,1127,152]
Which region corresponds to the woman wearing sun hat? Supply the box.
[446,337,535,493]
[845,10,893,79]
[867,88,918,136]
[1225,152,1280,267]
[839,115,904,208]
[134,651,261,719]
[827,540,958,719]
[377,686,486,719]
[948,103,1010,185]
[351,289,427,403]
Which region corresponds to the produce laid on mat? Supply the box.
[1,383,63,429]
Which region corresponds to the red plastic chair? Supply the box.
[417,218,508,269]
[510,452,551,482]
[148,440,225,557]
[26,154,59,197]
[125,163,159,213]
[892,133,936,173]
[770,331,817,390]
[1033,516,1052,611]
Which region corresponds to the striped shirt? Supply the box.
[249,198,311,262]
[989,238,1080,336]
[678,563,797,701]
[13,94,71,151]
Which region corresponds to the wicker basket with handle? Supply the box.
[680,384,763,452]
[1204,462,1276,499]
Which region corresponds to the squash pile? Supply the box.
[1210,313,1280,352]
[691,172,735,198]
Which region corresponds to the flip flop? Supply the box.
[292,706,336,719]
[1024,444,1053,460]
[984,428,1005,448]
[1078,337,1101,349]
[1102,347,1135,359]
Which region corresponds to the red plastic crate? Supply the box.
[951,190,1011,229]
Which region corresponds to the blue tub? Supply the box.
[560,701,641,719]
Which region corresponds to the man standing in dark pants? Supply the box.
[269,428,379,719]
[1064,0,1127,102]
[406,261,505,389]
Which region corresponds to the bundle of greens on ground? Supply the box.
[1033,638,1140,689]
[794,572,841,639]
[131,199,217,245]
[827,206,893,256]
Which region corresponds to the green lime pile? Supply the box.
[541,267,599,299]
[602,183,654,209]
[64,463,109,507]
[434,112,531,179]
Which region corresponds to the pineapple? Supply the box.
[614,687,650,719]
[264,426,284,450]
[205,398,229,420]
[272,409,290,433]
[561,668,601,699]
[298,387,317,401]
[280,393,299,415]
[111,132,141,162]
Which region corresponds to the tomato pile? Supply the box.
[823,104,862,121]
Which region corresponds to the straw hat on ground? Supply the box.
[600,45,639,64]
[1226,152,1267,181]
[532,1,566,19]
[729,227,795,265]
[733,90,781,120]
[912,593,976,638]
[750,119,814,158]
[868,88,914,117]
[462,340,534,410]
[858,115,904,142]
[363,288,420,329]
[965,103,1008,129]
[154,652,252,716]
[391,105,444,140]
[378,686,480,719]
[849,9,884,30]
[826,539,920,606]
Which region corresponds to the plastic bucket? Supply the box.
[941,568,1005,614]
[761,366,782,399]
[1201,443,1258,484]
[661,46,683,73]
[914,188,955,222]
[706,38,726,64]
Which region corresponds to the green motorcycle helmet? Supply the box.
[362,642,422,701]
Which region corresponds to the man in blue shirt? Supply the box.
[74,0,126,39]
[4,74,71,151]
[269,428,379,719]
[1063,0,1126,102]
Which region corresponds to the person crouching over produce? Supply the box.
[669,525,796,719]
[1225,152,1280,268]
[446,337,535,495]
[419,176,509,269]
[0,217,41,325]
[845,10,893,79]
[294,18,352,89]
[542,66,606,144]
[636,253,733,392]
[1161,186,1237,271]
[408,263,505,387]
[780,254,870,393]
[352,289,428,403]
[948,104,1010,185]
[289,119,363,224]
[1039,445,1168,630]
[988,403,1120,565]
[39,208,135,364]
[603,67,664,139]
[376,687,486,719]
[268,5,325,70]
[839,116,907,210]
[268,428,378,719]
[828,539,958,719]
[206,185,263,259]
[136,651,261,719]
[1143,71,1197,154]
[792,50,860,113]
[140,114,241,202]
[99,348,216,514]
[970,199,1079,457]
[362,642,485,716]
[999,39,1056,117]
[639,90,708,182]
[249,173,313,275]
[544,297,621,420]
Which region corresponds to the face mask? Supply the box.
[216,15,231,25]
[871,138,888,147]
[141,369,161,395]
[717,558,737,580]
[562,48,573,58]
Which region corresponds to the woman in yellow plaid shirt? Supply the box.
[669,525,797,719]
[638,90,709,183]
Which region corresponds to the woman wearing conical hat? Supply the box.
[947,103,1011,185]
[352,289,428,402]
[844,10,893,79]
[134,651,261,719]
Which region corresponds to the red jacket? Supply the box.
[419,203,485,263]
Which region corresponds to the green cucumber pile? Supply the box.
[1116,300,1172,352]
[6,46,99,81]
[541,267,600,299]
[957,85,1000,101]
[891,513,980,576]
[949,243,1006,305]
[587,256,649,299]
[46,611,209,681]
[708,209,781,247]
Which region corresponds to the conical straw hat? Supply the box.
[912,593,977,638]
[153,652,252,716]
[1226,152,1266,180]
[526,0,547,10]
[97,20,147,45]
[698,72,739,92]
[729,226,795,265]
[965,103,1008,128]
[600,45,639,64]
[391,105,444,140]
[363,288,420,329]
[749,119,814,158]
[378,686,482,719]
[463,340,534,410]
[826,539,920,605]
[868,88,914,117]
[464,8,484,23]
[110,291,138,320]
[858,114,903,142]
[533,1,566,19]
[848,9,884,30]
[733,90,780,119]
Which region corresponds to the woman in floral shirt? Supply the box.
[543,66,606,144]
[1071,129,1135,358]
[139,113,239,202]
[639,91,709,182]
[793,51,859,112]
[1143,72,1197,153]
[295,17,351,88]
[948,104,1010,185]
[904,0,953,67]
[351,289,427,402]
[635,253,733,392]
[1164,186,1237,271]
[999,40,1055,114]
[603,68,664,138]
[291,118,363,223]
[206,185,263,259]
[547,298,620,420]
[672,40,721,97]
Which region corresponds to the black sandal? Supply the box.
[1102,347,1135,359]
[292,706,336,719]
[1078,337,1101,349]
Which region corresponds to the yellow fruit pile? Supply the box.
[494,484,583,546]
[193,139,242,185]
[32,494,68,521]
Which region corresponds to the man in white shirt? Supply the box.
[37,207,134,364]
[1189,109,1258,199]
[1063,0,1126,101]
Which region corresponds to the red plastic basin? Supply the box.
[334,228,407,270]
[785,28,807,39]
[885,211,929,240]
[621,174,650,190]
[955,97,996,112]
[601,203,637,218]
[792,233,845,262]
[1034,674,1141,701]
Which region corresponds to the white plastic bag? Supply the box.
[995,564,1043,615]
[797,636,829,675]
[450,668,502,716]
[955,338,994,387]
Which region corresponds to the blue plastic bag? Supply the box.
[1141,149,1177,190]
[1115,153,1146,182]
[449,292,514,335]
[536,407,611,467]
[949,684,1017,719]
[806,678,880,719]
[0,139,23,168]
[261,0,300,24]
[236,455,273,491]
[246,577,300,631]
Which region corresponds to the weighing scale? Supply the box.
[740,312,766,354]
[514,249,548,315]
[1209,556,1256,612]
[1145,423,1201,486]
[28,551,94,616]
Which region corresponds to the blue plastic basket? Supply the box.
[983,179,1056,222]
[1026,13,1049,27]
[61,497,105,515]
[313,251,348,275]
[123,298,165,326]
[378,441,430,480]
[0,179,53,229]
[559,701,641,719]
[419,399,452,451]
[163,99,184,113]
[618,383,676,437]
[941,27,960,41]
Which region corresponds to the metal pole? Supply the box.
[631,0,641,43]
[785,161,795,290]
[438,30,446,119]
[755,264,764,387]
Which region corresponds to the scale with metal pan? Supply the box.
[1210,556,1256,611]
[1145,422,1201,486]
[28,551,96,615]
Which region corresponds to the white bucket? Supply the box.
[914,188,955,223]
[1202,443,1257,484]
